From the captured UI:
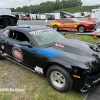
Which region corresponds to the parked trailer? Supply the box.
[45,14,54,20]
[19,14,25,20]
[30,14,37,20]
[60,11,74,18]
[54,13,60,20]
[40,14,46,20]
[0,8,11,15]
[74,12,82,18]
[98,7,100,22]
[91,9,99,18]
[94,7,100,29]
[84,12,91,17]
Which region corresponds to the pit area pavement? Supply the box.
[84,85,100,100]
[75,31,97,36]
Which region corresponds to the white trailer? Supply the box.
[40,14,46,20]
[54,13,60,19]
[50,13,55,16]
[30,14,37,20]
[0,8,11,15]
[50,13,55,19]
[98,7,100,22]
[74,12,81,18]
[84,12,90,17]
[91,9,99,18]
[19,14,25,20]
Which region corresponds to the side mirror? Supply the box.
[20,41,32,47]
[62,32,66,36]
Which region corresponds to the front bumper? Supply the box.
[81,73,100,93]
[86,26,95,31]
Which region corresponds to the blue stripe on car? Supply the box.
[22,45,66,57]
[9,41,66,57]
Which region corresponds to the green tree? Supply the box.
[10,0,83,13]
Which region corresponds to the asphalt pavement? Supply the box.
[85,85,100,100]
[17,19,54,26]
[17,18,89,26]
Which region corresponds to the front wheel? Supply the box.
[53,25,59,31]
[46,65,73,92]
[78,26,86,33]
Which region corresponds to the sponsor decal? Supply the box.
[4,53,7,55]
[34,66,43,74]
[59,28,77,31]
[13,50,22,58]
[62,24,78,28]
[12,45,23,62]
[3,30,9,37]
[55,43,65,48]
[29,29,50,36]
[63,25,68,27]
[1,45,4,49]
[29,31,40,36]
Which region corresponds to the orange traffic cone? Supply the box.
[93,32,97,39]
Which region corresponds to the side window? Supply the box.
[8,30,29,42]
[62,19,72,23]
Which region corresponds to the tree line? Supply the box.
[62,4,100,13]
[10,0,82,14]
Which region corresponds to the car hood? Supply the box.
[79,21,94,24]
[48,38,100,68]
[52,38,100,67]
[0,15,18,29]
[53,38,97,56]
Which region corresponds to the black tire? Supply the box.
[78,25,86,33]
[0,52,2,60]
[53,25,59,31]
[46,65,73,92]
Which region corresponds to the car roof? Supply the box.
[56,18,74,22]
[60,18,73,20]
[6,25,51,32]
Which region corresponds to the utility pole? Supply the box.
[28,0,31,14]
[62,4,63,11]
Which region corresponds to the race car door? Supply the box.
[60,19,74,30]
[3,29,38,69]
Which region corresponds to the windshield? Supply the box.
[93,19,97,22]
[29,29,64,45]
[72,18,79,23]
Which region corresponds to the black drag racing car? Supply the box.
[0,25,100,93]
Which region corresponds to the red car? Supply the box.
[86,18,98,25]
[23,17,30,20]
[50,18,95,33]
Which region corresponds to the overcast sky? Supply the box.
[0,0,100,8]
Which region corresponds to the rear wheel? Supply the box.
[46,65,73,92]
[53,25,59,31]
[78,26,86,33]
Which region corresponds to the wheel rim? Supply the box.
[79,26,84,32]
[50,71,65,88]
[53,26,57,31]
